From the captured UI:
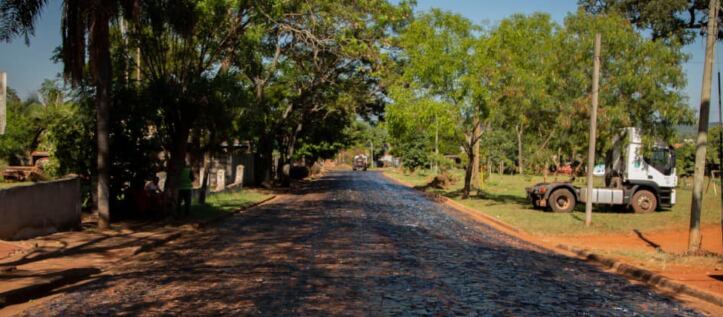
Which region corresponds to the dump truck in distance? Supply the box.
[352,154,368,171]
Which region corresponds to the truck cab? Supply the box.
[526,128,677,213]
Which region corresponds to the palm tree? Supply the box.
[1,0,135,229]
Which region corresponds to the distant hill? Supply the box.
[676,122,723,139]
[676,125,697,139]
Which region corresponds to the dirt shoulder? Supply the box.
[542,225,723,297]
[0,189,275,314]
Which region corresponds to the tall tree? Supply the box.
[386,86,460,172]
[239,0,413,185]
[125,0,252,213]
[579,0,723,44]
[0,0,137,228]
[389,9,484,198]
[553,11,692,158]
[483,13,558,175]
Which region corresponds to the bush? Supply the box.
[395,134,430,172]
[427,173,457,189]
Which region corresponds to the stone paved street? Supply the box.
[18,171,703,316]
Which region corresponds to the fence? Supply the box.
[0,177,81,240]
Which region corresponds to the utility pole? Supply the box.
[434,112,439,174]
[718,71,723,252]
[370,140,374,169]
[0,72,6,135]
[689,0,718,253]
[585,33,601,227]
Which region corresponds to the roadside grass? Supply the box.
[382,168,436,187]
[190,189,273,221]
[382,168,721,236]
[0,181,33,189]
[597,248,723,271]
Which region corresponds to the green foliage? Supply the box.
[44,99,95,178]
[482,13,559,173]
[347,120,389,159]
[675,142,696,176]
[393,133,430,172]
[480,128,517,171]
[579,0,717,44]
[556,11,692,153]
[0,88,43,164]
[386,9,480,189]
[385,10,692,177]
[675,126,723,176]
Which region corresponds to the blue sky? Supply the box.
[0,0,719,121]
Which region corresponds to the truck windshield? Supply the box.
[646,148,674,176]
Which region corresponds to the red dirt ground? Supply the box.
[545,225,723,299]
[0,241,24,261]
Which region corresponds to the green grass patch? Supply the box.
[190,189,273,221]
[594,248,723,270]
[0,181,34,189]
[381,168,436,187]
[383,168,722,236]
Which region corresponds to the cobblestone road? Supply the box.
[20,171,703,316]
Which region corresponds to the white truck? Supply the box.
[526,128,677,213]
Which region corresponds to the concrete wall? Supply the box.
[0,177,81,240]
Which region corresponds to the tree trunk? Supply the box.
[277,122,303,186]
[515,124,524,175]
[277,139,289,187]
[689,0,719,253]
[90,5,112,229]
[254,134,274,187]
[462,144,474,199]
[199,153,211,205]
[471,118,481,189]
[434,113,439,174]
[162,125,191,215]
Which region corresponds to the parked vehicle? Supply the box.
[527,128,677,213]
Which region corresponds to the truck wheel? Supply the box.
[549,189,575,213]
[632,190,657,213]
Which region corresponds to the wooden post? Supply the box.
[689,0,718,253]
[434,113,439,174]
[0,72,5,135]
[585,33,601,227]
[370,141,374,170]
[718,71,723,252]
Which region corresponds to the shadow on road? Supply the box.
[17,171,703,316]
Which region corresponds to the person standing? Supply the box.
[178,164,194,216]
[145,176,162,214]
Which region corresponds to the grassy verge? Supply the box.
[383,168,723,271]
[382,168,721,236]
[596,248,722,270]
[190,189,273,221]
[0,181,34,189]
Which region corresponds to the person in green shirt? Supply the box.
[178,164,194,216]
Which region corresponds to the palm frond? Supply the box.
[0,0,49,43]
